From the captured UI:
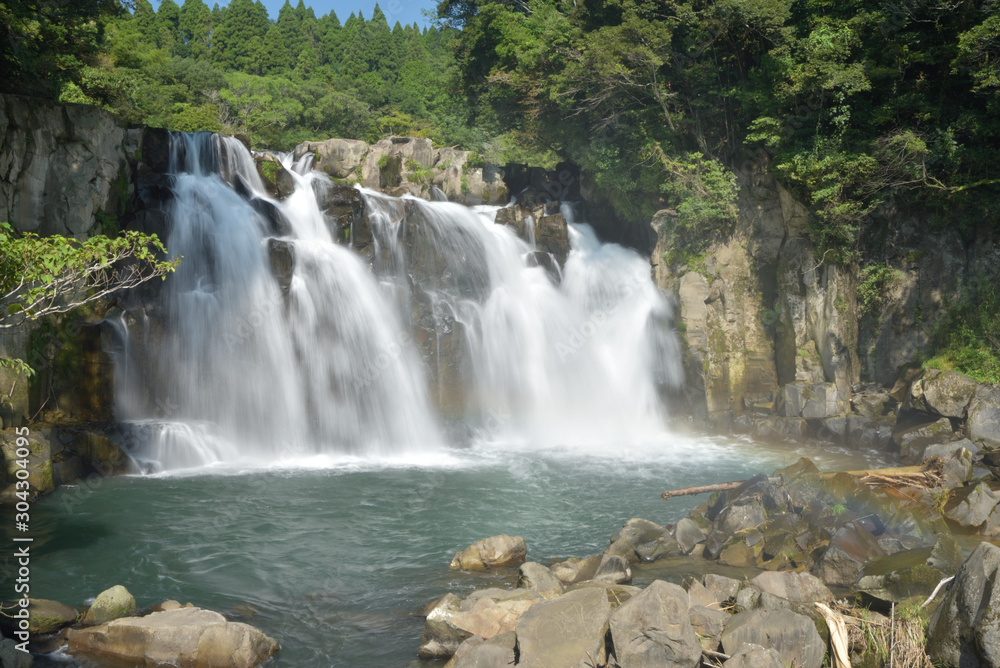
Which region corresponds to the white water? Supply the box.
[114,133,684,471]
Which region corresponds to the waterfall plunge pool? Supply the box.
[20,435,891,667]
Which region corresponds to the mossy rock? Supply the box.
[83,585,137,625]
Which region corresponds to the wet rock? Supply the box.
[0,638,32,667]
[856,417,896,451]
[942,482,998,530]
[968,385,1000,449]
[721,608,824,668]
[82,585,136,625]
[254,154,295,200]
[750,571,833,603]
[895,416,956,464]
[605,538,641,564]
[910,369,979,418]
[722,643,784,668]
[26,599,78,634]
[551,554,631,586]
[517,562,564,599]
[74,432,131,476]
[752,416,809,442]
[526,250,561,285]
[690,605,730,652]
[534,213,570,267]
[450,598,538,640]
[449,535,527,570]
[514,587,610,668]
[420,593,471,658]
[854,544,952,607]
[927,541,1000,667]
[607,580,702,668]
[719,542,758,568]
[267,239,295,293]
[635,535,681,563]
[674,518,706,555]
[611,518,667,547]
[251,197,291,237]
[813,524,886,588]
[67,606,278,668]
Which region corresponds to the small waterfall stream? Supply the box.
[116,132,683,470]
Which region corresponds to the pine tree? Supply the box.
[134,0,159,45]
[212,0,270,72]
[179,0,212,59]
[156,0,182,53]
[318,11,343,66]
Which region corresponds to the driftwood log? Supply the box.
[661,461,944,500]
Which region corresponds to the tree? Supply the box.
[0,223,178,372]
[211,0,270,72]
[179,0,212,59]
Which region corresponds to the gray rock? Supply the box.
[931,445,975,486]
[722,643,785,668]
[635,535,680,563]
[928,541,1000,667]
[751,416,810,442]
[66,607,278,668]
[297,138,369,178]
[853,392,889,419]
[702,575,741,604]
[813,524,886,588]
[802,382,847,419]
[593,554,632,585]
[608,580,701,668]
[895,417,956,464]
[968,385,1000,449]
[910,369,979,418]
[750,571,833,603]
[674,518,706,555]
[856,416,896,451]
[943,482,998,529]
[514,587,610,668]
[689,605,730,651]
[420,593,471,658]
[518,562,565,599]
[611,518,667,546]
[721,608,824,668]
[449,535,527,570]
[716,503,767,535]
[25,598,78,634]
[0,638,32,668]
[450,631,516,668]
[82,585,136,625]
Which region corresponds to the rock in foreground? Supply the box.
[450,535,528,570]
[927,541,1000,667]
[67,606,278,668]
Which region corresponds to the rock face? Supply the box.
[450,535,527,570]
[83,585,137,625]
[297,138,369,179]
[607,580,701,668]
[513,587,610,668]
[968,386,1000,449]
[67,607,279,668]
[927,541,1000,668]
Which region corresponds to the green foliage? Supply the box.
[655,150,738,256]
[926,273,1000,384]
[0,222,179,334]
[857,263,899,318]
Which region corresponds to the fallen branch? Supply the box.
[661,482,743,499]
[816,602,852,668]
[921,576,955,609]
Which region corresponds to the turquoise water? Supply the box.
[13,435,887,667]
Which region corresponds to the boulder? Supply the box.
[297,138,369,179]
[610,518,667,548]
[517,562,564,599]
[534,213,569,267]
[607,580,702,668]
[751,416,809,442]
[689,605,730,651]
[702,575,741,604]
[0,638,33,668]
[635,535,681,563]
[782,382,846,419]
[968,385,1000,449]
[254,154,295,200]
[420,593,471,659]
[82,585,136,625]
[1,431,53,498]
[448,631,516,668]
[943,482,998,530]
[721,608,824,668]
[715,502,767,535]
[853,392,890,419]
[813,524,886,588]
[674,518,706,555]
[551,554,631,586]
[895,417,956,464]
[450,598,538,640]
[513,587,610,668]
[66,607,278,668]
[722,643,785,668]
[27,598,78,634]
[449,535,527,570]
[854,544,954,607]
[927,541,1000,667]
[910,369,979,418]
[750,571,833,603]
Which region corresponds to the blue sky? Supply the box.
[150,0,439,29]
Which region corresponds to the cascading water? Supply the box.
[117,133,440,470]
[114,132,683,470]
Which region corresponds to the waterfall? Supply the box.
[114,132,682,471]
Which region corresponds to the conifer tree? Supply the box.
[179,0,212,59]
